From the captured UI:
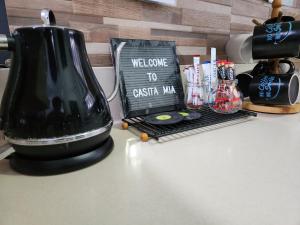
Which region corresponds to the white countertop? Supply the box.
[1,113,300,225]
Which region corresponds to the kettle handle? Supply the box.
[0,34,15,51]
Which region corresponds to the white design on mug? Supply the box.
[258,76,281,100]
[265,22,292,45]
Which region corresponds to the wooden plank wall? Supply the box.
[4,0,300,67]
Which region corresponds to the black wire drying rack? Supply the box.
[122,106,257,142]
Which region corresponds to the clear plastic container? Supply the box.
[185,82,204,110]
[209,79,243,114]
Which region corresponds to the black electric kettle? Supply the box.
[0,9,115,175]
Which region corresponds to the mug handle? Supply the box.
[251,60,295,76]
[251,61,270,76]
[279,59,295,75]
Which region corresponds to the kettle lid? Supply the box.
[14,9,79,31]
[40,9,56,26]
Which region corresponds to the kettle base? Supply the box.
[9,136,114,176]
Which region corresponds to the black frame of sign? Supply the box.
[0,0,10,65]
[111,38,185,118]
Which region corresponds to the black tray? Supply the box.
[123,107,257,142]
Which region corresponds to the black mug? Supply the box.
[236,59,295,98]
[252,18,300,59]
[249,74,299,105]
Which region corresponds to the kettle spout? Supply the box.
[0,34,15,51]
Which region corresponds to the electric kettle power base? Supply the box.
[8,136,114,176]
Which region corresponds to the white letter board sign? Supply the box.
[111,38,185,118]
